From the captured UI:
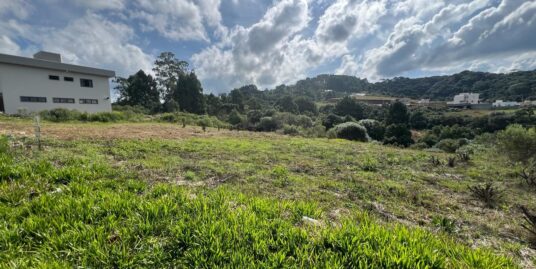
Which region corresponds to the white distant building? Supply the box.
[448,93,480,105]
[492,100,520,108]
[0,51,115,115]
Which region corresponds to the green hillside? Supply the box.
[1,120,533,267]
[273,70,536,102]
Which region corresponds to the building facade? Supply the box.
[0,51,115,114]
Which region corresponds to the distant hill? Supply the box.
[273,70,536,102]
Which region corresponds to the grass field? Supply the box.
[1,118,534,267]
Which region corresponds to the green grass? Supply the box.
[0,124,532,267]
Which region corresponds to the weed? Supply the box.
[429,156,442,166]
[447,157,457,167]
[469,182,503,208]
[458,152,471,162]
[520,206,536,246]
[432,216,458,234]
[519,161,536,187]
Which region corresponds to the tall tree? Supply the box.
[153,52,189,100]
[172,72,206,114]
[334,96,364,120]
[115,70,160,113]
[386,101,410,125]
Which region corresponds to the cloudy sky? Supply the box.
[1,0,535,93]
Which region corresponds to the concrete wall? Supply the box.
[0,63,112,114]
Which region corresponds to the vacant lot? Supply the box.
[1,119,534,267]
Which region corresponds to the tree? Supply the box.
[115,70,160,113]
[384,124,413,147]
[386,101,410,125]
[295,97,318,115]
[229,89,245,112]
[153,52,189,100]
[172,72,206,114]
[334,96,364,120]
[410,111,429,130]
[205,94,222,116]
[276,96,298,113]
[358,119,385,141]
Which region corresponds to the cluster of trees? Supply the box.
[260,70,536,102]
[113,51,536,151]
[115,52,204,114]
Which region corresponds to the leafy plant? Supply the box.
[457,152,471,162]
[519,160,536,187]
[469,182,503,208]
[429,156,442,166]
[432,216,457,234]
[447,157,457,167]
[520,206,536,245]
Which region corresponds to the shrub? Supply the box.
[40,108,81,122]
[436,139,464,153]
[419,133,439,147]
[358,119,385,141]
[497,124,536,163]
[457,152,471,162]
[282,125,300,136]
[469,182,503,208]
[330,122,369,142]
[383,124,413,147]
[257,117,279,132]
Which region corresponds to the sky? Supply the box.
[0,0,535,94]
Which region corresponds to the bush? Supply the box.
[40,108,81,122]
[383,124,413,147]
[435,139,467,153]
[330,122,369,142]
[282,125,300,136]
[497,124,536,163]
[257,117,279,132]
[358,119,385,141]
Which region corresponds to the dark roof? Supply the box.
[0,53,115,78]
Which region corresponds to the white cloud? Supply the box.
[37,13,153,77]
[0,0,33,19]
[69,0,126,10]
[352,0,536,80]
[315,0,388,44]
[192,0,311,92]
[132,0,226,42]
[0,35,21,55]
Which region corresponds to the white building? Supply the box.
[448,93,480,105]
[492,100,520,108]
[0,51,115,115]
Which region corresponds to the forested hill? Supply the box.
[277,70,536,101]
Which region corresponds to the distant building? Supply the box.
[522,100,536,107]
[0,51,114,114]
[448,93,480,105]
[493,100,520,108]
[352,95,396,106]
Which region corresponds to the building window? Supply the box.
[64,77,74,82]
[49,75,60,80]
[80,79,93,88]
[80,98,98,104]
[20,96,47,103]
[53,97,75,104]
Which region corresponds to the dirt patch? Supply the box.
[0,122,278,141]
